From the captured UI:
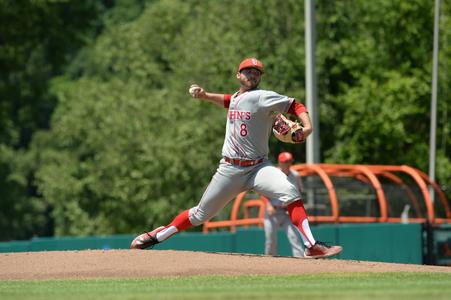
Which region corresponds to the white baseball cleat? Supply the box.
[304,241,343,259]
[130,226,165,250]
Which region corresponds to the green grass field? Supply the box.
[1,273,450,300]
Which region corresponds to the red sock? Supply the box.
[287,200,315,246]
[287,200,308,226]
[168,209,193,231]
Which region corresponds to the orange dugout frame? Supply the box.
[203,164,450,233]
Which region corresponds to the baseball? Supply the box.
[189,86,200,97]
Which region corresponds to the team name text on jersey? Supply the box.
[228,110,251,120]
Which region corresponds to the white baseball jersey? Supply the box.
[186,89,302,228]
[222,89,294,160]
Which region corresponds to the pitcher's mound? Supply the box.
[1,250,449,280]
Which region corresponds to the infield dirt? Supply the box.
[1,250,449,280]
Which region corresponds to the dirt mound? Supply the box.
[1,250,449,280]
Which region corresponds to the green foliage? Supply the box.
[326,71,430,165]
[317,0,451,192]
[0,145,47,240]
[1,0,450,238]
[0,0,110,240]
[0,0,106,147]
[32,0,313,235]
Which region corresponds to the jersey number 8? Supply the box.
[240,123,248,137]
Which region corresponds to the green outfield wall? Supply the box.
[0,223,425,264]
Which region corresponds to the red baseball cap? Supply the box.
[278,152,293,163]
[238,58,264,74]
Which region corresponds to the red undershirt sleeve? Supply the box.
[288,101,308,115]
[223,94,232,108]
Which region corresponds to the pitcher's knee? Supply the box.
[188,206,210,226]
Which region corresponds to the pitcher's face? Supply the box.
[237,68,262,91]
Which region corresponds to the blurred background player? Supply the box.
[262,152,304,257]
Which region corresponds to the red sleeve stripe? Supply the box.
[223,94,232,108]
[288,101,308,115]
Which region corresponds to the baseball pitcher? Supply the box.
[131,57,342,259]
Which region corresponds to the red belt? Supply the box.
[224,157,264,167]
